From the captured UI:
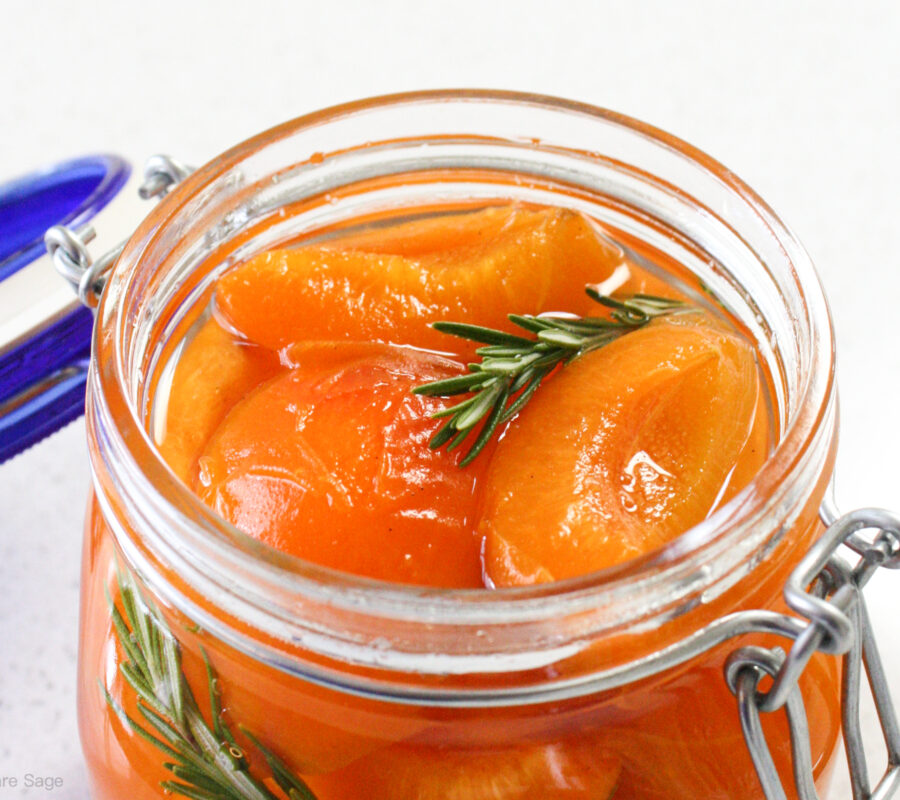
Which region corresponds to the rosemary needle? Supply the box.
[104,565,318,800]
[413,289,688,466]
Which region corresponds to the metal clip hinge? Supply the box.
[726,508,900,799]
[44,155,193,308]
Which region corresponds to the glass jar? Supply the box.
[74,91,881,800]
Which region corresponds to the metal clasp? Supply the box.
[45,155,193,308]
[726,508,900,799]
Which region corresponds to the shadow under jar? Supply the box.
[78,91,847,800]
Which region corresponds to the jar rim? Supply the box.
[89,90,836,673]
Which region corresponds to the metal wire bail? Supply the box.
[138,155,193,201]
[726,508,900,799]
[45,223,120,308]
[44,155,194,309]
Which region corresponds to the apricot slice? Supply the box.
[156,317,280,482]
[194,346,489,587]
[479,314,765,587]
[309,740,621,800]
[327,205,541,257]
[215,207,625,356]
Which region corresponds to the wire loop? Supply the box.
[725,508,900,799]
[44,154,194,309]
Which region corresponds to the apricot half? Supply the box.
[479,314,766,587]
[194,346,488,587]
[214,207,625,356]
[156,317,280,482]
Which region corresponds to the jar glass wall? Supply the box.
[78,91,840,800]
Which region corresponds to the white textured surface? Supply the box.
[1,1,898,797]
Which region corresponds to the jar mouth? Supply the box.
[90,90,835,674]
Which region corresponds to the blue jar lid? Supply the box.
[0,155,131,463]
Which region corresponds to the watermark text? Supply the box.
[0,774,65,791]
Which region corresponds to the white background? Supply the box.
[1,1,899,797]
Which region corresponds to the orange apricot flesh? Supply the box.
[156,317,280,482]
[308,740,621,800]
[327,205,542,257]
[479,314,767,587]
[194,346,490,587]
[214,207,626,356]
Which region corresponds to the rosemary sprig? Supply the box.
[414,289,689,465]
[103,565,317,800]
